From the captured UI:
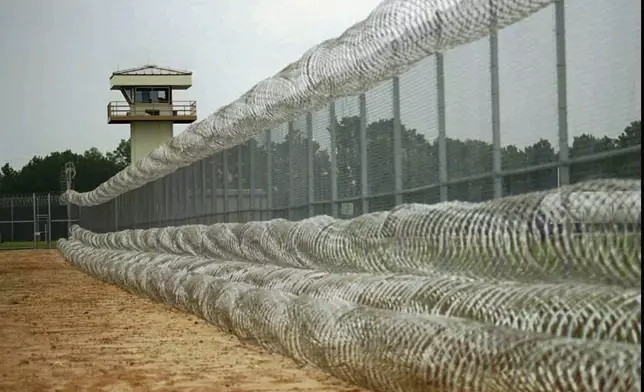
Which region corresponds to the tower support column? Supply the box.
[130,121,174,163]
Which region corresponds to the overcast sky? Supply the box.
[0,0,382,168]
[0,0,640,169]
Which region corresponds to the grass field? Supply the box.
[0,250,365,392]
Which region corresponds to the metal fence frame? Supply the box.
[0,193,80,250]
[79,2,640,233]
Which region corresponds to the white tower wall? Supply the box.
[130,121,173,163]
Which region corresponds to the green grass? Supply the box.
[0,241,57,250]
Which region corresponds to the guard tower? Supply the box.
[107,65,197,163]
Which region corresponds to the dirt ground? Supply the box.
[0,250,366,392]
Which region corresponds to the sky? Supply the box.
[0,0,382,168]
[0,0,641,169]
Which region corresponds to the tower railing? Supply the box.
[107,101,197,123]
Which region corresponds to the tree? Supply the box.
[334,116,362,199]
[106,139,131,170]
[0,118,639,206]
[0,163,19,193]
[617,121,641,148]
[329,116,441,200]
[609,120,640,180]
[0,148,123,195]
[444,138,494,201]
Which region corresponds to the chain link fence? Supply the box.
[78,1,640,233]
[0,194,80,250]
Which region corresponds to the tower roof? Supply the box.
[111,65,192,78]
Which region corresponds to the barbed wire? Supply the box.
[58,236,640,392]
[0,193,65,208]
[70,179,641,287]
[61,237,642,345]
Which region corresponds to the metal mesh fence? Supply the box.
[60,0,583,208]
[0,194,79,249]
[55,0,640,390]
[70,1,639,231]
[69,179,642,286]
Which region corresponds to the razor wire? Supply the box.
[52,1,641,390]
[70,179,642,287]
[57,237,640,392]
[57,179,642,390]
[61,238,642,345]
[60,0,557,207]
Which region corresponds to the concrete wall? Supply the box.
[130,121,173,163]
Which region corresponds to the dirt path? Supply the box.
[0,250,366,392]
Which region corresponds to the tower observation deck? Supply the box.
[107,65,197,163]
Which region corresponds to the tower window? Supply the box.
[134,87,170,103]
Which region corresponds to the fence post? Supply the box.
[555,0,570,187]
[249,139,258,221]
[266,129,273,220]
[490,3,503,199]
[124,192,130,230]
[128,190,134,230]
[118,195,123,230]
[209,157,219,223]
[222,151,230,222]
[140,186,146,229]
[10,197,14,242]
[163,176,169,226]
[65,182,72,236]
[306,112,315,218]
[148,182,154,229]
[169,173,174,226]
[133,188,139,229]
[436,54,448,202]
[359,94,369,214]
[142,185,147,229]
[115,196,119,231]
[176,172,182,225]
[184,166,192,224]
[287,121,294,220]
[193,161,200,224]
[149,183,153,228]
[201,159,207,224]
[329,103,339,218]
[393,76,404,206]
[129,191,134,229]
[128,190,134,229]
[168,173,174,226]
[132,190,137,229]
[127,190,133,230]
[32,193,37,248]
[147,183,154,229]
[47,193,51,248]
[237,145,244,222]
[139,186,145,230]
[153,182,157,228]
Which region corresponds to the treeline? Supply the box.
[0,139,130,195]
[221,119,641,204]
[0,120,640,203]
